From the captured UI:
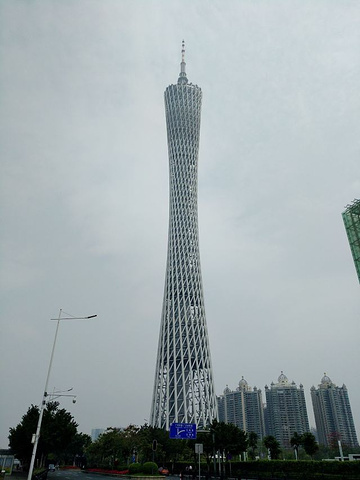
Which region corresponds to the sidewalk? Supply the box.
[6,473,27,480]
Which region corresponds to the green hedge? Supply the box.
[171,460,360,479]
[128,462,159,475]
[233,460,360,479]
[142,462,158,474]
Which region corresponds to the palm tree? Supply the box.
[290,432,302,460]
[248,432,258,460]
[301,432,319,459]
[263,436,281,460]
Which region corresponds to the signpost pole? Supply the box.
[198,449,201,480]
[195,444,203,480]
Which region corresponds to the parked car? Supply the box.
[158,467,169,475]
[48,465,55,472]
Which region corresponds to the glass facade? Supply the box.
[342,199,360,283]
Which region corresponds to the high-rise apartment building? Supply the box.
[342,199,360,283]
[91,428,105,442]
[311,374,358,448]
[150,43,217,430]
[265,372,310,448]
[217,377,265,439]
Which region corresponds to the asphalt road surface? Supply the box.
[48,471,179,480]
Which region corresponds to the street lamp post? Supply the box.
[27,309,97,480]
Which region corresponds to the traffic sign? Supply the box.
[169,422,197,439]
[195,443,203,454]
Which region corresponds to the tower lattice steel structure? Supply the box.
[150,43,217,430]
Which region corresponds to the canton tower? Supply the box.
[150,42,217,430]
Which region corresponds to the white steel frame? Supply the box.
[150,46,217,430]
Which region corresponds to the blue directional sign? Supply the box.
[169,422,197,439]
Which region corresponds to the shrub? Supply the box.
[116,465,128,472]
[142,462,158,474]
[128,462,142,474]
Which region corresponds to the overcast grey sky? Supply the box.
[1,0,359,449]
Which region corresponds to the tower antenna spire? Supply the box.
[178,39,188,84]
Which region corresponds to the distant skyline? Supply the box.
[1,0,359,448]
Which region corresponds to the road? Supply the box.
[48,471,88,480]
[48,470,180,480]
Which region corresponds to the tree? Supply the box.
[8,405,39,468]
[9,402,78,469]
[290,432,302,460]
[194,431,216,471]
[211,420,248,458]
[121,425,141,465]
[86,423,192,470]
[61,432,92,466]
[137,424,188,466]
[301,432,319,459]
[210,420,248,476]
[42,402,78,459]
[247,432,258,460]
[85,428,125,468]
[263,436,281,460]
[326,430,347,457]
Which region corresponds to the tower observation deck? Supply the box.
[150,43,217,430]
